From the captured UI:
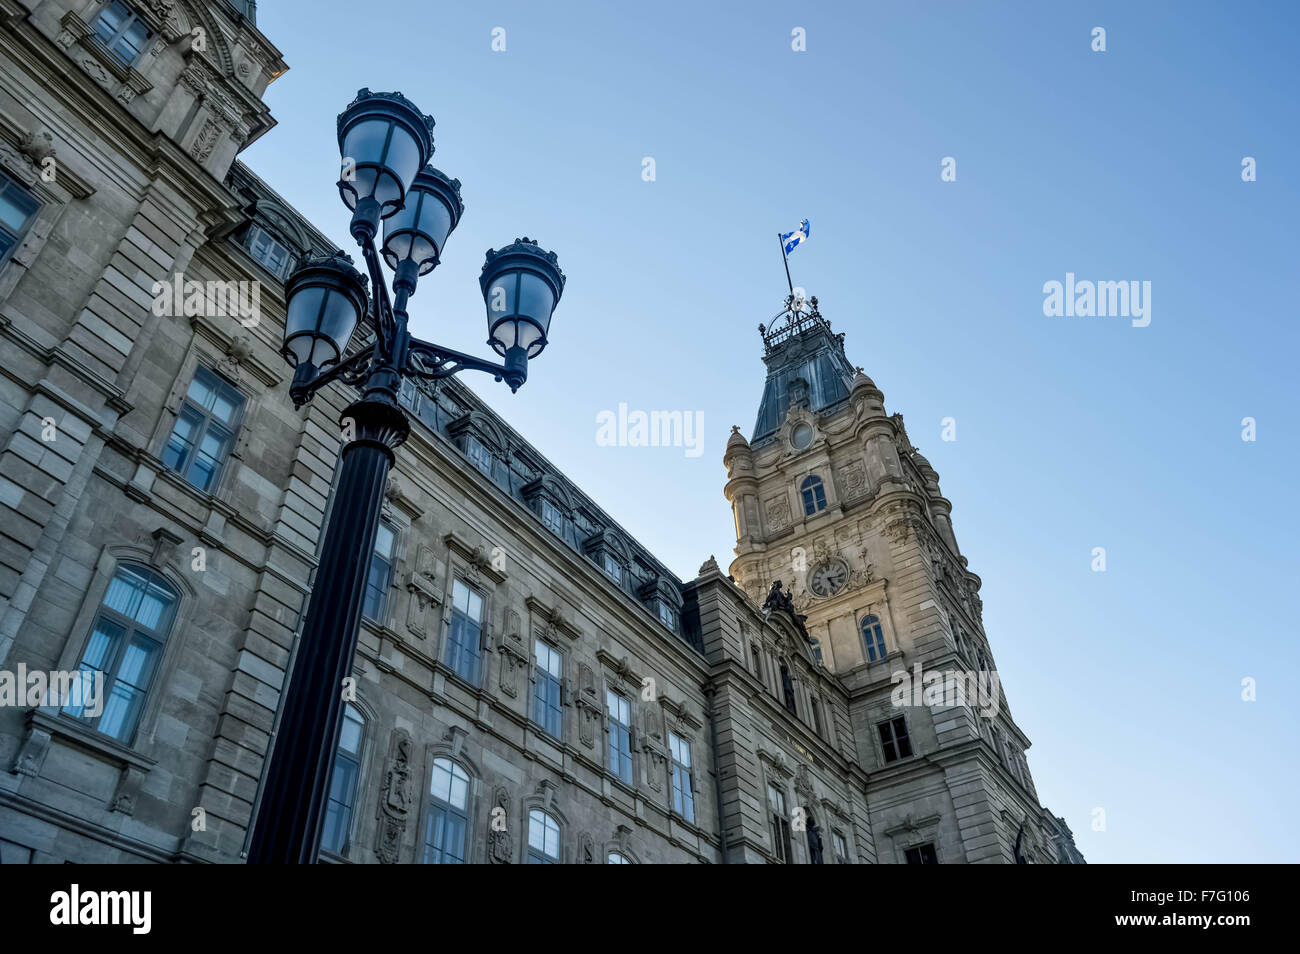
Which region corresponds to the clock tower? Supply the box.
[724,292,1056,863]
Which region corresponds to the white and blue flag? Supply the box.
[781,219,811,255]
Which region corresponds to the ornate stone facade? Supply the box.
[0,2,1081,865]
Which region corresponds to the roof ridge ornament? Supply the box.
[758,291,829,355]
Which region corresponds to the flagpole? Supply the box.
[777,232,793,296]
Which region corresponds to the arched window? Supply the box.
[64,564,178,743]
[527,809,560,864]
[607,851,631,864]
[423,757,471,864]
[321,703,365,855]
[800,475,827,515]
[861,614,886,663]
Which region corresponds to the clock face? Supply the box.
[808,560,849,597]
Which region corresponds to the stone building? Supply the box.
[0,0,1082,863]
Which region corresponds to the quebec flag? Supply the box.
[781,219,811,255]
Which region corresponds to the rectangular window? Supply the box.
[602,552,622,585]
[245,224,292,279]
[92,0,154,66]
[606,689,633,785]
[445,580,484,685]
[810,697,823,736]
[658,600,676,630]
[832,830,849,864]
[321,704,364,855]
[397,376,421,414]
[539,499,565,536]
[767,783,792,863]
[0,172,40,267]
[162,367,244,493]
[878,716,913,763]
[905,843,938,864]
[532,639,564,740]
[669,732,695,824]
[64,565,177,743]
[466,436,494,478]
[362,521,396,623]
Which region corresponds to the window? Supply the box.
[362,521,396,623]
[810,637,823,666]
[466,436,494,478]
[63,564,176,743]
[607,851,630,864]
[532,640,563,739]
[445,580,484,685]
[423,758,470,864]
[321,704,364,855]
[602,552,623,585]
[905,843,938,864]
[779,663,797,716]
[0,171,39,267]
[397,376,421,414]
[878,716,913,763]
[92,0,154,66]
[539,499,565,536]
[750,643,763,680]
[527,809,560,864]
[767,783,792,863]
[162,367,244,493]
[832,830,850,864]
[606,690,633,785]
[245,224,292,279]
[800,475,827,515]
[810,697,824,736]
[668,732,695,823]
[657,600,676,630]
[861,614,887,663]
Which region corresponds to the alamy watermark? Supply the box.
[0,664,103,716]
[1042,272,1150,327]
[151,272,261,327]
[890,661,1001,719]
[596,402,704,458]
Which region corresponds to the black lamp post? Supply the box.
[246,89,564,864]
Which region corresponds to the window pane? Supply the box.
[373,523,395,558]
[338,705,363,754]
[0,187,37,232]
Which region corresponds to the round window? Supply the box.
[791,423,814,450]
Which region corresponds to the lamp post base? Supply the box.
[246,395,409,864]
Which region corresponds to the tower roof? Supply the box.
[751,294,857,443]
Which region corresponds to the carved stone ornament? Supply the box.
[765,494,791,532]
[404,544,442,639]
[840,461,867,499]
[190,118,222,163]
[488,786,513,863]
[375,730,414,863]
[496,609,527,698]
[576,663,600,748]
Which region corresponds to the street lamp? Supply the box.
[247,88,564,864]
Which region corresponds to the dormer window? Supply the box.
[245,224,292,280]
[93,1,154,67]
[539,499,565,536]
[602,552,623,586]
[658,601,677,630]
[466,436,494,478]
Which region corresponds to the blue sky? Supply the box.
[243,1,1300,863]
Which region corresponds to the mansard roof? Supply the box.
[752,294,858,444]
